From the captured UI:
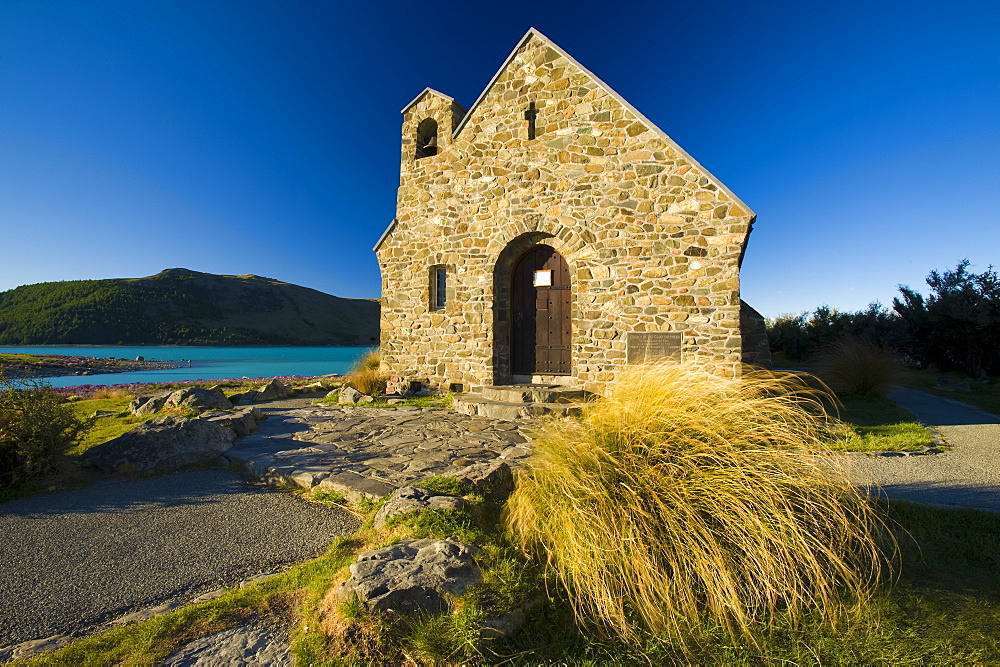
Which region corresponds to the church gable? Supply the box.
[377,29,759,396]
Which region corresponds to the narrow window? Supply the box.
[524,101,538,140]
[431,266,447,310]
[415,118,438,159]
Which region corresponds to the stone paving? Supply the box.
[225,404,537,500]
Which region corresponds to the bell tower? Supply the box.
[399,88,466,168]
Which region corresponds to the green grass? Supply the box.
[824,394,935,452]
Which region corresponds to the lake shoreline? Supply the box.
[0,354,181,380]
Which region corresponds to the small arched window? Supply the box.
[415,118,438,159]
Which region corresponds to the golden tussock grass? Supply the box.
[345,349,388,397]
[504,362,889,646]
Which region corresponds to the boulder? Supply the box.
[82,415,237,475]
[130,394,169,416]
[338,386,364,404]
[450,460,514,500]
[373,486,466,529]
[203,407,262,437]
[164,387,234,411]
[337,538,480,614]
[256,379,292,401]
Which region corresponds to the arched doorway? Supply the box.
[511,245,571,375]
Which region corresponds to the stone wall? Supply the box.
[376,31,756,396]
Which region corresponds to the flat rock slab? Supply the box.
[337,538,481,614]
[0,469,359,648]
[160,624,290,666]
[227,405,537,499]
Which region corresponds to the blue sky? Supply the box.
[1,0,997,318]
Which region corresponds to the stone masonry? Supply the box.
[376,28,762,396]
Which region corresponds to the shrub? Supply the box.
[504,362,886,646]
[815,337,898,396]
[0,372,91,489]
[345,349,387,396]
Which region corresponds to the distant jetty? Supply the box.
[0,353,181,379]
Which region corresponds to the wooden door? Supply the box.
[511,246,571,375]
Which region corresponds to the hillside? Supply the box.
[0,269,379,346]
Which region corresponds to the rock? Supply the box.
[373,486,466,528]
[0,634,74,662]
[934,377,971,392]
[130,387,232,415]
[135,356,145,361]
[203,407,261,437]
[238,390,260,404]
[164,387,234,411]
[357,395,375,404]
[82,415,237,475]
[110,601,183,626]
[450,460,514,500]
[91,410,118,419]
[160,625,290,667]
[300,381,327,393]
[323,389,340,400]
[228,392,246,405]
[257,379,292,401]
[130,393,169,416]
[338,386,364,404]
[337,538,481,614]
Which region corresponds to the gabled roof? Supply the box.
[400,87,464,115]
[452,28,756,218]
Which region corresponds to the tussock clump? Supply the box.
[816,337,898,396]
[345,349,387,397]
[505,362,887,645]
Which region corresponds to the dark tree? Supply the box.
[893,260,1000,377]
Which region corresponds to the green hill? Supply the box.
[0,269,380,346]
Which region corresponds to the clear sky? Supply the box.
[1,0,997,318]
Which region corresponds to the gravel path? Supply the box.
[845,388,1000,512]
[0,468,359,647]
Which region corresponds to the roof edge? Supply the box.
[373,218,398,252]
[401,87,459,115]
[452,27,757,218]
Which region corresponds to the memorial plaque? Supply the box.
[626,332,683,364]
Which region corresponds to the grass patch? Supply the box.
[824,394,935,452]
[898,366,1000,415]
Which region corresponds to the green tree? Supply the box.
[894,260,1000,377]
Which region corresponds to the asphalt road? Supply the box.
[845,388,1000,512]
[0,468,359,647]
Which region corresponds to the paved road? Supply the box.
[0,468,359,647]
[845,388,1000,512]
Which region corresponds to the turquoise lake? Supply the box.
[0,346,372,388]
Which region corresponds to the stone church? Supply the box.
[375,28,769,399]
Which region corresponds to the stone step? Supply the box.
[475,384,593,404]
[453,394,585,420]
